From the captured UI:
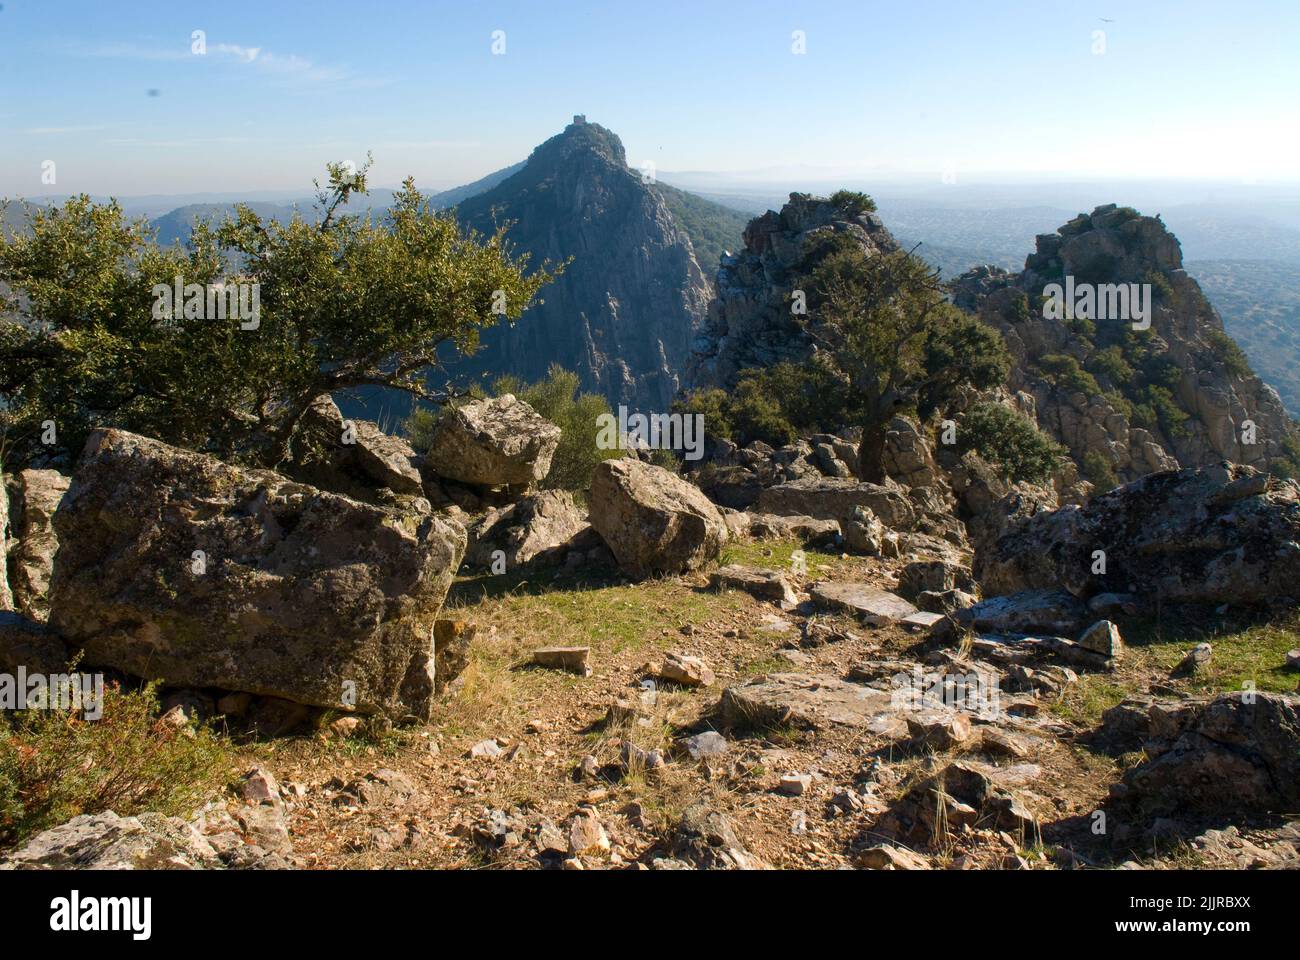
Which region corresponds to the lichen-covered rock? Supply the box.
[48,429,466,721]
[975,463,1300,606]
[0,812,221,870]
[6,469,71,622]
[424,394,561,488]
[0,611,68,675]
[1116,692,1300,816]
[589,459,726,576]
[465,490,590,569]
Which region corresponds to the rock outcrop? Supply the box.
[423,394,561,489]
[48,429,467,721]
[454,118,713,411]
[975,463,1300,607]
[289,394,423,499]
[0,812,222,870]
[0,470,11,612]
[688,192,899,390]
[589,459,726,577]
[952,204,1300,482]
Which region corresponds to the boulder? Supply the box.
[423,394,561,488]
[757,476,914,530]
[433,619,476,693]
[1118,692,1300,815]
[666,804,768,870]
[589,459,727,577]
[48,429,466,721]
[0,812,221,870]
[465,490,590,569]
[721,673,899,731]
[0,611,69,675]
[6,469,71,622]
[954,590,1088,636]
[291,395,423,497]
[709,564,799,608]
[976,464,1300,606]
[809,582,919,625]
[742,512,841,546]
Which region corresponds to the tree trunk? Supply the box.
[856,420,889,484]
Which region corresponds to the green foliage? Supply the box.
[808,247,1011,478]
[488,365,623,491]
[1086,344,1135,386]
[828,190,878,215]
[0,681,232,849]
[654,183,748,273]
[1269,432,1300,479]
[956,402,1065,484]
[1206,329,1251,378]
[1082,450,1120,492]
[1037,354,1101,396]
[0,160,558,468]
[675,360,855,450]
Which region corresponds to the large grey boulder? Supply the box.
[6,469,71,622]
[424,394,561,488]
[465,490,591,569]
[48,429,466,721]
[1111,692,1300,816]
[757,476,914,530]
[589,459,726,577]
[976,464,1300,606]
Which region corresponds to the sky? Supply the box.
[2,0,1298,198]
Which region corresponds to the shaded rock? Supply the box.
[424,394,560,488]
[0,611,68,675]
[843,505,885,555]
[955,590,1086,636]
[680,731,729,760]
[0,471,10,612]
[743,512,841,546]
[898,557,974,601]
[1120,692,1300,815]
[465,490,590,569]
[710,564,798,608]
[1078,620,1123,658]
[292,395,422,497]
[905,710,973,749]
[1172,642,1213,678]
[48,429,466,721]
[976,464,1300,606]
[589,459,727,577]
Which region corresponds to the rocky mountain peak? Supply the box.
[688,192,899,390]
[451,119,711,411]
[953,204,1300,482]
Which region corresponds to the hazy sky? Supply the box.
[2,0,1298,198]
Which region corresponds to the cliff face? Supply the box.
[453,119,712,411]
[953,204,1299,480]
[687,194,899,390]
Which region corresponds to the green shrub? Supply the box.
[1082,450,1120,492]
[1206,329,1251,378]
[1038,354,1101,396]
[0,681,232,849]
[956,402,1065,484]
[828,189,877,215]
[1087,345,1134,386]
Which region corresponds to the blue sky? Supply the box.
[2,0,1297,197]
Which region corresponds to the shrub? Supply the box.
[1082,450,1120,492]
[1206,329,1251,379]
[956,402,1065,484]
[828,189,877,215]
[1038,354,1101,396]
[0,680,232,849]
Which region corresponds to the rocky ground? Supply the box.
[186,538,1300,872]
